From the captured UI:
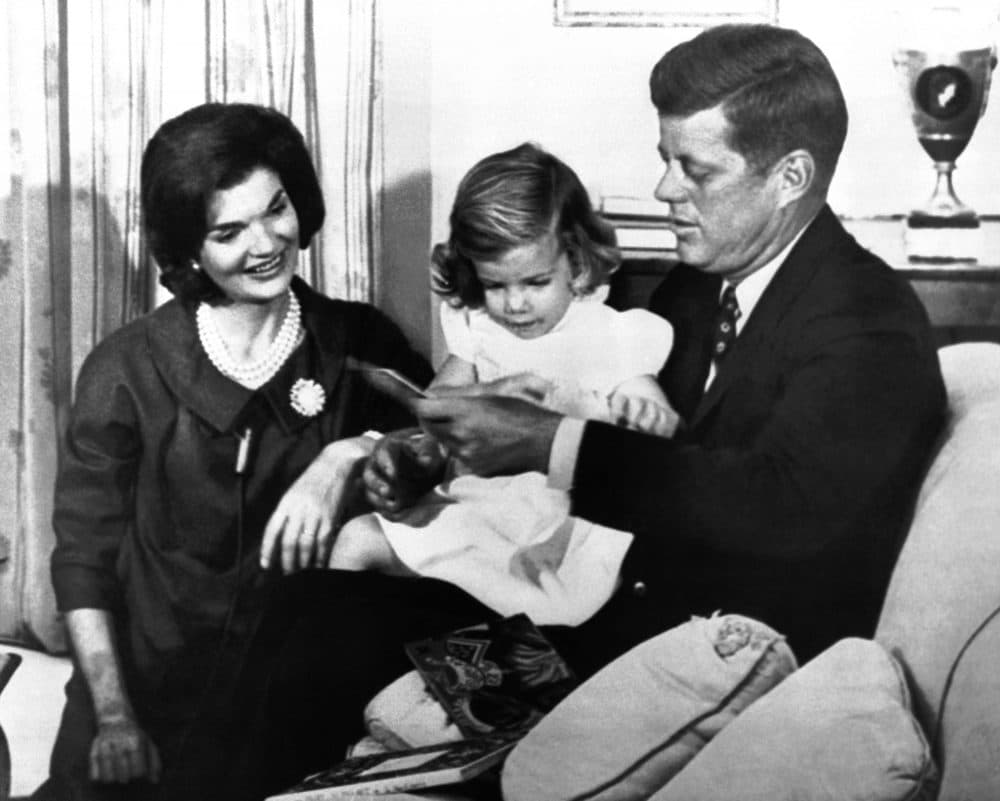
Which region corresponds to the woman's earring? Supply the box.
[191,260,201,272]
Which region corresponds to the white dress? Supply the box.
[379,295,674,626]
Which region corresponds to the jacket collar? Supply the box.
[146,277,346,434]
[689,205,844,430]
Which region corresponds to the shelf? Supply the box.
[842,217,1000,277]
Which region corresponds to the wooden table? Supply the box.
[846,217,1000,344]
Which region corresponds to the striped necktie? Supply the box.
[712,284,741,363]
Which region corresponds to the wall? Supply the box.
[381,0,1000,360]
[380,1,434,358]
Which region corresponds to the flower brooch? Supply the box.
[290,378,326,417]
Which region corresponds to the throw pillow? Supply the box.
[501,613,797,801]
[650,637,937,801]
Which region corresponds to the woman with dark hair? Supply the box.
[33,102,433,800]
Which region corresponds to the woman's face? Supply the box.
[198,166,300,305]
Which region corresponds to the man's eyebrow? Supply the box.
[207,189,286,233]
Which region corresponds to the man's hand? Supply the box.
[413,395,562,477]
[363,429,447,516]
[431,372,553,403]
[90,714,161,785]
[261,436,375,573]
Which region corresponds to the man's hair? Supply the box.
[431,142,620,309]
[650,24,848,189]
[141,103,325,305]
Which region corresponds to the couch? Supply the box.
[873,341,1000,799]
[0,652,19,801]
[3,343,998,800]
[503,341,1000,800]
[356,343,1000,801]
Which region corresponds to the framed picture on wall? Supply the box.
[553,0,778,27]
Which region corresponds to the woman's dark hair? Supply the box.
[432,142,620,309]
[140,102,325,304]
[650,24,848,191]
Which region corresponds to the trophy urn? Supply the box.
[893,8,996,262]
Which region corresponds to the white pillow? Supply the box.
[651,638,937,801]
[501,613,796,801]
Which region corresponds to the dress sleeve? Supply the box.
[612,309,674,378]
[51,345,141,612]
[439,302,475,362]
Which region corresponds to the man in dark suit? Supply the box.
[367,24,946,670]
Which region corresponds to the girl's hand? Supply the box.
[607,391,678,438]
[261,436,375,573]
[90,714,161,784]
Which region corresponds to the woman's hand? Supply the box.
[64,609,161,785]
[607,391,678,438]
[90,714,161,784]
[261,435,376,573]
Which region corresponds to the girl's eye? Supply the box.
[269,199,288,216]
[528,278,551,287]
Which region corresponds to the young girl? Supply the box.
[330,142,677,626]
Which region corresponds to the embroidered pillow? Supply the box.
[501,613,796,801]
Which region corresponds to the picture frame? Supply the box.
[553,0,778,28]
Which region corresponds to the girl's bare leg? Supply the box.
[328,514,416,577]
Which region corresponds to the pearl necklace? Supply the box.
[196,290,303,390]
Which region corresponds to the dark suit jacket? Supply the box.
[569,206,946,665]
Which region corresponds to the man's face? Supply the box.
[655,104,783,281]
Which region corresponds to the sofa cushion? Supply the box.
[500,613,796,801]
[650,638,937,801]
[875,343,1000,799]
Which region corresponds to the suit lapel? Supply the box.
[688,206,843,431]
[658,270,721,422]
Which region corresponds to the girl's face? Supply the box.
[198,166,300,306]
[475,232,576,340]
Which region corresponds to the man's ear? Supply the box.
[771,149,814,209]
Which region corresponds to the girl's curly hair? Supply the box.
[432,142,620,308]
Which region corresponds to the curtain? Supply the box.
[0,0,381,652]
